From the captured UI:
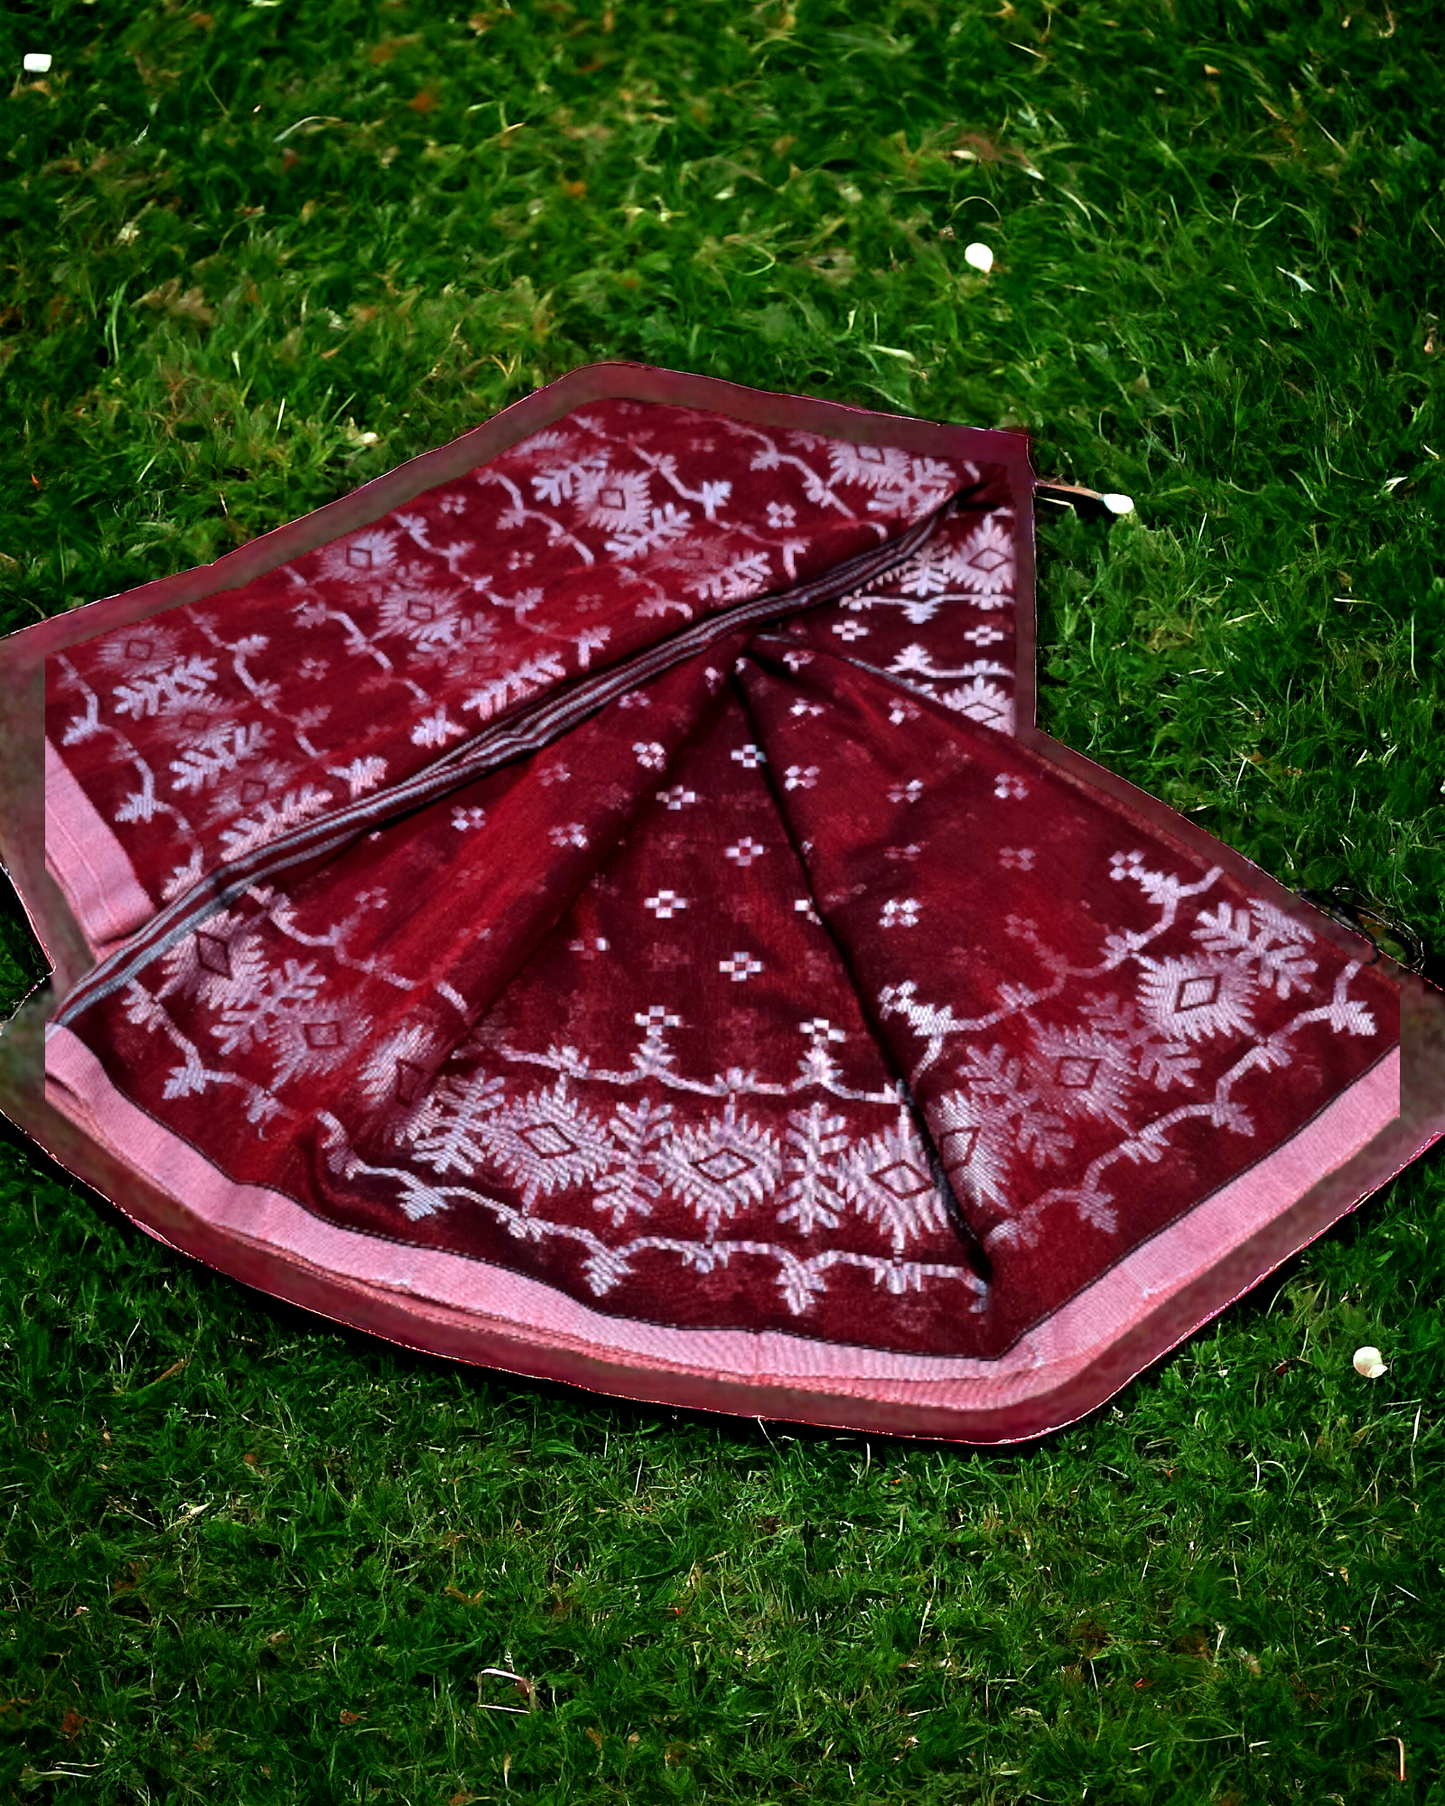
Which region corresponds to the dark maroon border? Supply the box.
[3,360,1441,1443]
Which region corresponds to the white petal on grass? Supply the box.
[963,242,994,274]
[1352,1345,1387,1379]
[23,52,53,73]
[1102,493,1136,515]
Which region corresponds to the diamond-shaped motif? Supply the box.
[970,545,1008,574]
[520,1121,577,1159]
[303,1020,342,1049]
[1056,1056,1100,1089]
[194,932,231,977]
[406,598,436,623]
[347,545,373,570]
[241,779,269,805]
[124,638,153,660]
[395,1059,427,1104]
[873,1160,930,1199]
[1175,973,1221,1012]
[941,1126,980,1166]
[692,1147,753,1184]
[601,486,625,509]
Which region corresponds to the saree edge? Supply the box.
[11,1006,1433,1446]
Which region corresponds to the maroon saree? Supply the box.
[3,362,1442,1441]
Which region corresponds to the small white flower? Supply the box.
[23,52,53,74]
[784,765,818,791]
[645,890,688,920]
[719,951,762,982]
[963,241,994,274]
[633,741,667,770]
[881,898,920,928]
[1352,1346,1387,1379]
[1102,492,1135,515]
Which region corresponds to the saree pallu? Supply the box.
[3,362,1442,1441]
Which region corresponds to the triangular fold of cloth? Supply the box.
[7,364,1439,1442]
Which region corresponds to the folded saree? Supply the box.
[3,362,1442,1440]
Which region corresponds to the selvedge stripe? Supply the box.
[52,502,955,1029]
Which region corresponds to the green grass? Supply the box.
[2,1,1443,1800]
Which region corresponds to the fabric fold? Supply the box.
[734,640,1399,1343]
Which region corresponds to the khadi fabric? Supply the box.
[4,364,1441,1441]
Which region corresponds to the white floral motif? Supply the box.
[327,756,389,799]
[374,579,470,650]
[724,838,766,867]
[411,709,467,749]
[359,1022,446,1112]
[479,1077,616,1213]
[1026,1023,1136,1129]
[939,677,1013,732]
[168,722,273,794]
[775,1104,851,1236]
[880,898,921,928]
[462,651,567,722]
[945,514,1015,592]
[657,786,698,810]
[1136,955,1257,1044]
[840,1112,951,1253]
[730,745,766,768]
[592,1097,674,1226]
[686,549,773,602]
[784,766,819,791]
[994,774,1028,800]
[825,442,954,515]
[645,890,688,919]
[719,952,763,982]
[217,784,335,860]
[656,1100,782,1236]
[633,741,668,770]
[1191,900,1319,999]
[317,527,401,585]
[112,655,221,721]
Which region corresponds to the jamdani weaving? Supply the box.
[2,362,1441,1441]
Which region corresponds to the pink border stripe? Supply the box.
[44,738,154,956]
[44,1025,1399,1412]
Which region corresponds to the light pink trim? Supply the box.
[44,738,154,957]
[44,1024,1399,1411]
